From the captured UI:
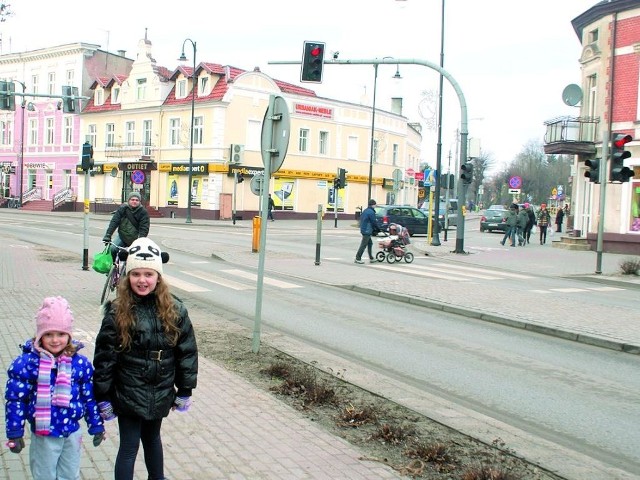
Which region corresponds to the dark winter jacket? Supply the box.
[5,340,104,439]
[537,208,551,227]
[104,203,150,247]
[359,206,378,235]
[93,295,198,420]
[517,210,529,229]
[505,209,518,227]
[526,208,536,228]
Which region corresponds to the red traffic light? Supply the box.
[310,46,322,57]
[613,134,632,149]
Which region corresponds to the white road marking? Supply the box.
[162,274,210,292]
[182,271,252,290]
[222,269,303,289]
[431,262,533,279]
[372,263,471,281]
[585,286,625,292]
[549,288,588,293]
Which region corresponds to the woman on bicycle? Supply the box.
[102,192,150,261]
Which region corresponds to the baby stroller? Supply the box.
[376,223,414,263]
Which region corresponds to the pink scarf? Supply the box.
[35,350,72,435]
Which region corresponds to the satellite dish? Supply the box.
[562,84,583,106]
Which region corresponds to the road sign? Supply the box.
[250,173,264,196]
[261,95,290,174]
[508,188,521,194]
[509,176,522,189]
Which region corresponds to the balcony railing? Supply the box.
[543,116,598,155]
[104,142,155,159]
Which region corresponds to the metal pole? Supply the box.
[315,204,322,265]
[431,0,446,246]
[595,132,609,274]
[367,64,378,202]
[232,170,237,225]
[17,81,26,207]
[82,171,90,270]
[180,39,197,224]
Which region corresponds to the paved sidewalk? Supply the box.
[0,235,401,479]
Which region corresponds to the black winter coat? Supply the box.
[104,204,150,246]
[93,294,198,420]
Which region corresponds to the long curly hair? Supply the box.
[113,272,180,350]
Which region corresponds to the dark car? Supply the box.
[480,207,508,233]
[374,205,440,236]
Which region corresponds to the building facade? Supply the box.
[0,43,133,208]
[79,37,422,220]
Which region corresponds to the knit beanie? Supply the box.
[125,238,168,275]
[35,296,73,346]
[128,191,141,201]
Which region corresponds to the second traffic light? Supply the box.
[0,80,15,111]
[300,41,325,83]
[460,161,474,184]
[584,158,600,183]
[338,168,347,187]
[81,142,94,171]
[333,177,341,189]
[610,133,633,182]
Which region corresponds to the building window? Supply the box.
[169,118,181,145]
[588,28,598,44]
[392,144,399,166]
[64,117,73,144]
[178,79,186,98]
[137,78,147,100]
[199,77,209,96]
[126,121,135,145]
[105,123,115,147]
[319,131,328,155]
[96,89,104,106]
[193,116,203,144]
[347,136,358,160]
[86,124,97,147]
[1,120,12,145]
[143,120,152,156]
[45,118,54,145]
[66,70,74,87]
[48,72,56,95]
[299,128,309,153]
[31,75,39,95]
[112,87,120,103]
[373,139,379,163]
[28,119,38,145]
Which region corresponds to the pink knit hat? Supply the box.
[35,296,73,346]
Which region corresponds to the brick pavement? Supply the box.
[0,234,401,479]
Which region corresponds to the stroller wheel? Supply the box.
[404,252,414,263]
[375,251,385,262]
[386,252,396,264]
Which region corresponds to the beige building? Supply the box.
[80,36,422,220]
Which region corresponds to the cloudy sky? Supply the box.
[1,0,597,173]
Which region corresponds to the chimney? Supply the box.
[117,50,126,57]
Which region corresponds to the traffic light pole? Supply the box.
[595,132,609,274]
[270,56,469,251]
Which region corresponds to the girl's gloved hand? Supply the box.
[98,401,116,421]
[93,431,105,447]
[172,396,191,412]
[6,438,24,454]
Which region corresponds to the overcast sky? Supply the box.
[1,0,598,174]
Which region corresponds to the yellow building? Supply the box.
[80,37,422,219]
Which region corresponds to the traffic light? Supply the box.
[300,41,325,83]
[333,177,341,189]
[237,174,244,183]
[610,133,633,182]
[338,168,347,187]
[81,142,94,171]
[0,80,15,111]
[62,85,79,113]
[584,158,600,183]
[460,161,474,184]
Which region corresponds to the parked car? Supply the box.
[480,206,509,233]
[374,205,439,236]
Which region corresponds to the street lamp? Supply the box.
[15,80,26,207]
[178,38,197,224]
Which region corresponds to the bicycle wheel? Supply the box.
[100,264,116,305]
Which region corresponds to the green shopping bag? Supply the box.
[92,246,113,274]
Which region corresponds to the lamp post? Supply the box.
[431,0,446,246]
[367,64,378,203]
[15,80,26,208]
[178,38,197,224]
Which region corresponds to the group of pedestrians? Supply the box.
[5,191,199,480]
[500,202,555,247]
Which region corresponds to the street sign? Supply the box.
[508,188,521,194]
[261,95,291,174]
[509,176,522,189]
[250,173,264,196]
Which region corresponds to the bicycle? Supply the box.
[100,243,128,305]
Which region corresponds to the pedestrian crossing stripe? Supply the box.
[372,263,472,281]
[162,274,210,292]
[223,269,303,289]
[163,268,303,293]
[181,271,252,290]
[430,262,533,279]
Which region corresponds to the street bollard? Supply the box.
[252,216,261,253]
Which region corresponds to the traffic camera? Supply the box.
[584,158,600,183]
[300,41,325,83]
[609,133,633,182]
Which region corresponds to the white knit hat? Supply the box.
[35,296,73,346]
[124,238,169,275]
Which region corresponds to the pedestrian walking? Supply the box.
[268,194,275,221]
[537,203,551,244]
[93,238,198,480]
[102,191,150,261]
[355,199,378,264]
[5,296,105,479]
[523,203,536,244]
[500,203,518,247]
[517,205,529,246]
[555,207,565,233]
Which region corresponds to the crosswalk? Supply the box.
[163,268,303,293]
[370,261,533,281]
